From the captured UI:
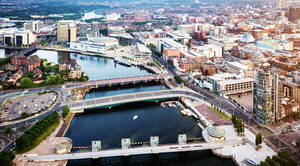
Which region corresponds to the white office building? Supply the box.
[70,37,118,54]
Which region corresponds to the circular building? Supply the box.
[207,126,226,141]
[88,37,118,49]
[239,33,255,43]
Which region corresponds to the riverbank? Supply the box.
[14,118,71,166]
[39,47,163,74]
[56,112,75,137]
[202,125,276,166]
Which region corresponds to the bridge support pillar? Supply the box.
[121,138,131,149]
[91,157,100,165]
[92,140,101,152]
[152,153,160,160]
[150,136,159,147]
[178,134,187,145]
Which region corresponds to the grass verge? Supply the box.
[208,106,230,120]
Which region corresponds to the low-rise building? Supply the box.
[204,73,253,96]
[70,37,118,54]
[33,68,43,79]
[27,55,41,71]
[190,44,222,59]
[163,47,181,61]
[166,30,192,44]
[7,70,24,85]
[24,21,44,32]
[136,43,151,56]
[256,40,294,51]
[11,55,41,71]
[3,30,36,46]
[69,64,84,79]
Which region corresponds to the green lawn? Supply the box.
[16,120,59,154]
[208,106,230,120]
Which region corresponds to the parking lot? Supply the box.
[1,92,57,121]
[228,91,253,113]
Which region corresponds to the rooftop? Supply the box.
[207,126,225,138]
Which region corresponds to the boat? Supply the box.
[114,58,131,67]
[133,115,138,120]
[245,159,259,166]
[169,103,176,107]
[181,110,188,116]
[167,103,172,107]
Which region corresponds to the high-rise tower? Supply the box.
[253,68,280,124]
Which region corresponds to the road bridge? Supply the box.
[65,74,166,89]
[14,46,37,57]
[65,89,206,111]
[21,139,243,161]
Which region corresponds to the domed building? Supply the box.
[88,37,118,49]
[206,126,226,141]
[239,33,255,43]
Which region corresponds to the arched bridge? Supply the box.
[65,89,206,111]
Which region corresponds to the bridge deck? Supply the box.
[66,89,207,111]
[65,74,166,89]
[22,139,242,161]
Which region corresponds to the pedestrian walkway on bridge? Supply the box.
[21,134,243,161]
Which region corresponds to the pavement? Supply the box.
[207,125,276,166]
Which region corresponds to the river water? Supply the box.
[32,50,151,80]
[30,49,234,166]
[65,102,234,166]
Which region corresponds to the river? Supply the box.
[32,50,151,80]
[30,49,234,166]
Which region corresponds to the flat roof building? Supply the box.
[57,21,77,42]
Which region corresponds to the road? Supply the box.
[0,86,66,151]
[152,53,300,161]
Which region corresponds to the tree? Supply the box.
[0,151,15,166]
[4,126,12,135]
[18,124,26,131]
[20,77,33,88]
[255,133,262,146]
[45,65,53,72]
[62,106,70,118]
[231,114,237,127]
[260,151,297,166]
[260,161,270,166]
[174,75,185,84]
[25,71,34,79]
[21,112,29,118]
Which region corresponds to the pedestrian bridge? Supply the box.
[65,89,206,111]
[21,139,243,161]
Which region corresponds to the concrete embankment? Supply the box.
[181,99,212,128]
[56,112,75,137]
